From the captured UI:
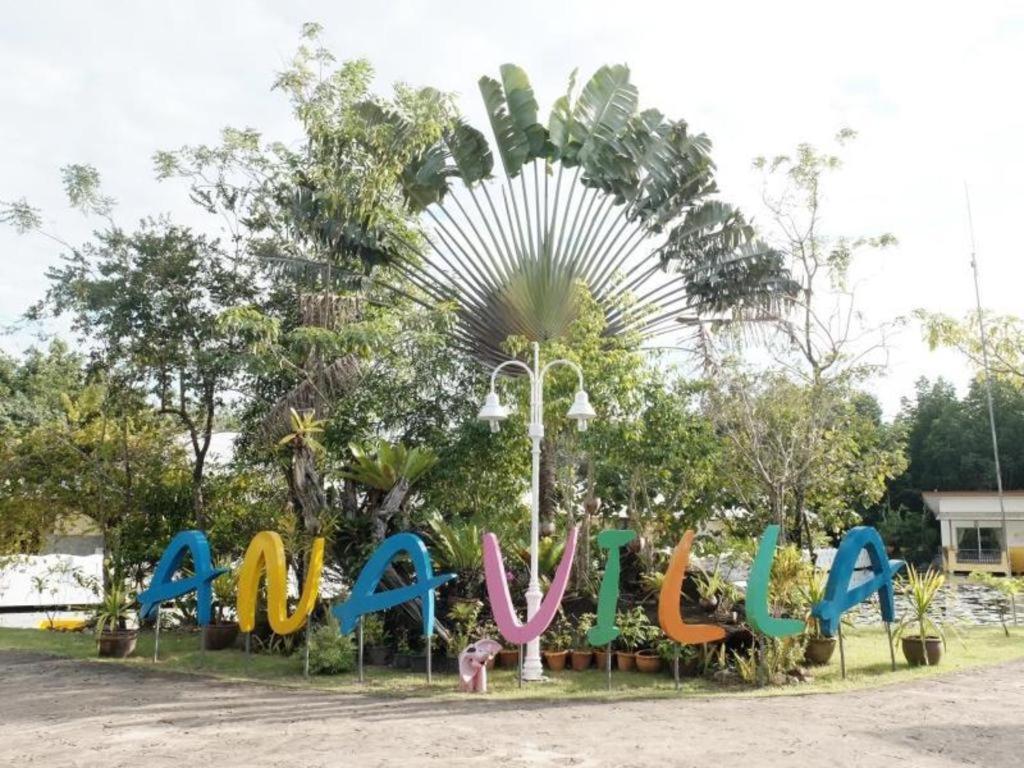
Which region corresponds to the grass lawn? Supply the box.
[1,625,1022,700]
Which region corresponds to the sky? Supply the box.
[2,1,1022,417]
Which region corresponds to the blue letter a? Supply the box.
[332,532,455,638]
[137,530,226,625]
[811,526,904,637]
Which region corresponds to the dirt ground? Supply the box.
[1,651,1021,767]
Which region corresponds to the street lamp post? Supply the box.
[477,341,595,681]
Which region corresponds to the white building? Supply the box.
[922,491,1024,575]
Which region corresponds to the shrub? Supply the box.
[307,618,355,675]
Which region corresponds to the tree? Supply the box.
[157,25,458,541]
[383,62,794,366]
[703,131,905,546]
[0,378,186,572]
[29,221,255,525]
[919,311,1024,389]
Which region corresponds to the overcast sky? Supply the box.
[2,1,1022,416]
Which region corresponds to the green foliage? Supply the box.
[341,440,438,490]
[614,606,657,652]
[570,612,596,650]
[887,377,1024,507]
[360,614,388,646]
[543,611,574,653]
[733,637,804,687]
[446,599,483,654]
[307,618,356,674]
[426,514,483,589]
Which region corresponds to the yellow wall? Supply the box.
[1011,547,1024,575]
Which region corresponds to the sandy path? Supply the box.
[1,651,1021,767]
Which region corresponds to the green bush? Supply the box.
[307,619,355,675]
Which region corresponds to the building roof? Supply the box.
[922,491,1024,521]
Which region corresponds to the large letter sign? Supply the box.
[587,529,636,646]
[745,525,806,638]
[333,532,455,638]
[237,531,324,635]
[812,526,904,637]
[138,530,226,625]
[482,527,579,645]
[658,530,726,645]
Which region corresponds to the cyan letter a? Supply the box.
[137,530,226,625]
[332,532,455,637]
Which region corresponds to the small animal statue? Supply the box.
[457,638,502,693]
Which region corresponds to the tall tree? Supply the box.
[704,131,905,546]
[28,221,255,525]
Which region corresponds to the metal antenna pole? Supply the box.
[965,183,1012,577]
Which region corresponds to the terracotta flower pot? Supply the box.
[634,649,662,673]
[570,650,593,671]
[202,622,239,651]
[543,650,569,671]
[594,649,612,670]
[615,651,636,671]
[497,648,520,668]
[97,630,137,658]
[804,636,837,666]
[901,636,943,667]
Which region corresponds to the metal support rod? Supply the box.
[245,631,251,675]
[838,623,847,680]
[965,184,1012,577]
[885,621,896,672]
[153,604,161,663]
[518,644,523,689]
[606,642,612,692]
[304,620,311,679]
[199,624,205,667]
[358,617,365,683]
[673,645,680,692]
[426,634,432,685]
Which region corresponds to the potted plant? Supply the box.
[497,644,520,668]
[542,612,572,672]
[95,583,137,658]
[894,565,959,666]
[570,613,595,670]
[800,568,836,665]
[615,606,654,671]
[204,564,240,651]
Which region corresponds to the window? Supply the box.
[956,525,1003,563]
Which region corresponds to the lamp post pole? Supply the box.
[524,341,545,681]
[479,341,595,682]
